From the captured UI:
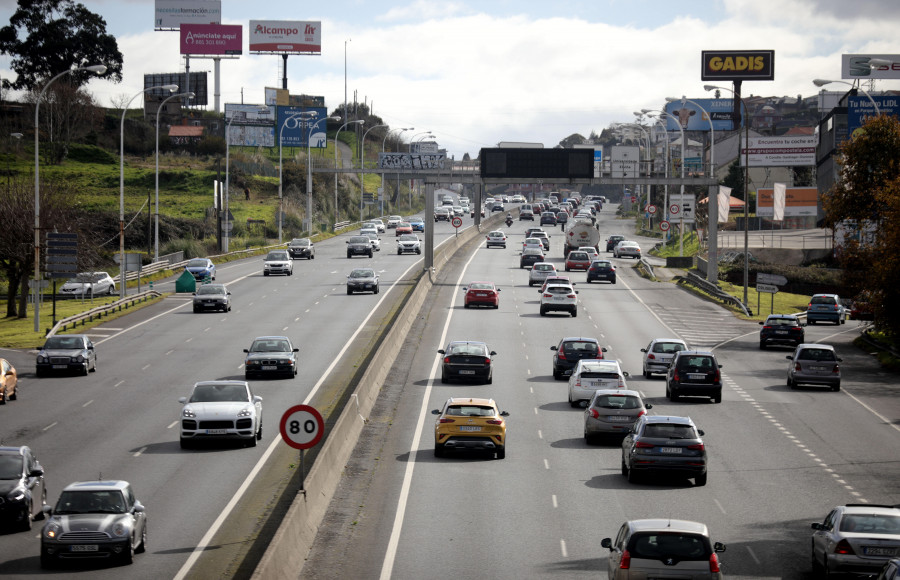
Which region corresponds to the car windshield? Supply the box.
[196,286,225,295]
[55,490,127,515]
[469,283,493,290]
[534,264,554,272]
[447,343,487,356]
[250,339,290,353]
[767,317,798,326]
[580,371,620,379]
[592,261,611,269]
[390,216,401,221]
[839,514,900,533]
[592,395,640,409]
[677,356,715,370]
[349,237,369,244]
[564,341,598,354]
[350,270,374,278]
[629,532,710,560]
[446,405,495,417]
[0,455,23,479]
[366,234,378,240]
[187,259,208,268]
[190,383,250,403]
[44,336,83,349]
[569,253,588,260]
[642,424,696,439]
[811,296,837,305]
[266,252,288,260]
[652,342,686,354]
[797,348,836,361]
[399,223,411,228]
[291,239,310,247]
[548,286,572,294]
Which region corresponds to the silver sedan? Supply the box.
[583,389,651,444]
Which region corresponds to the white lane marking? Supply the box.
[714,498,726,514]
[165,350,174,356]
[167,421,178,429]
[560,539,568,558]
[537,430,543,439]
[114,380,124,388]
[552,495,558,509]
[746,546,761,565]
[295,317,301,322]
[185,337,193,343]
[133,446,147,458]
[283,327,288,331]
[543,459,550,470]
[43,422,57,431]
[142,364,151,371]
[82,400,94,408]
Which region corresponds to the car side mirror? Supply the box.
[645,403,653,409]
[244,349,250,353]
[786,355,792,360]
[837,357,842,362]
[601,347,608,352]
[758,321,764,325]
[623,371,630,377]
[575,291,579,294]
[490,351,497,356]
[178,397,187,404]
[462,287,467,292]
[133,502,145,514]
[293,348,299,352]
[600,538,612,549]
[437,349,445,354]
[346,240,350,243]
[640,348,647,353]
[253,395,263,403]
[30,467,44,477]
[579,400,589,408]
[42,505,53,517]
[714,542,726,553]
[811,522,824,530]
[718,364,723,368]
[697,429,705,436]
[500,411,510,417]
[431,409,441,415]
[192,292,197,296]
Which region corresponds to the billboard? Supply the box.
[265,88,289,107]
[842,54,900,80]
[701,50,774,81]
[847,95,900,137]
[740,135,818,167]
[276,106,329,148]
[154,0,221,30]
[180,24,241,56]
[757,187,818,217]
[664,99,738,132]
[249,20,322,54]
[225,103,274,124]
[145,72,208,106]
[226,125,275,148]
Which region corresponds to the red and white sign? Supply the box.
[630,196,636,204]
[451,217,463,228]
[180,24,241,56]
[660,220,671,232]
[279,405,324,450]
[250,20,321,54]
[647,205,657,215]
[669,204,680,215]
[740,135,818,168]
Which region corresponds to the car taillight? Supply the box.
[439,418,455,423]
[619,550,631,569]
[794,363,802,372]
[543,293,552,298]
[617,378,625,388]
[835,539,855,555]
[808,302,813,309]
[714,368,721,382]
[635,441,655,448]
[647,353,656,360]
[709,553,721,573]
[687,443,705,451]
[589,409,599,419]
[673,369,680,382]
[444,357,451,364]
[833,304,839,310]
[567,294,576,299]
[557,351,567,360]
[762,325,773,330]
[486,419,503,425]
[637,410,646,418]
[833,364,840,374]
[484,358,491,365]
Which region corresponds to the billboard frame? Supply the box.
[154,0,221,31]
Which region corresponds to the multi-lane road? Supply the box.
[302,206,900,579]
[0,214,480,578]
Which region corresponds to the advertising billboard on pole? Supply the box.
[847,96,900,137]
[842,54,900,80]
[249,20,322,54]
[664,99,738,132]
[277,106,329,148]
[180,24,241,56]
[225,104,275,147]
[154,0,221,30]
[756,187,818,217]
[739,135,818,167]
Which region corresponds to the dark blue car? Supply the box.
[409,218,425,232]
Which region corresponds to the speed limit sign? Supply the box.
[280,405,324,450]
[451,216,463,228]
[647,204,657,215]
[669,204,680,215]
[660,220,671,232]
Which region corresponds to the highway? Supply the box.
[0,213,481,578]
[302,206,900,579]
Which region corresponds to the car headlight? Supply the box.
[245,359,258,367]
[75,355,85,363]
[237,406,253,417]
[44,522,61,539]
[37,354,47,363]
[112,522,127,537]
[7,487,26,502]
[182,407,196,418]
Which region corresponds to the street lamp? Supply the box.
[307,115,341,235]
[155,91,194,261]
[704,83,750,305]
[812,79,880,114]
[333,119,365,228]
[279,110,316,244]
[120,84,178,299]
[622,122,651,222]
[33,63,106,332]
[383,127,412,215]
[643,108,687,255]
[360,123,387,222]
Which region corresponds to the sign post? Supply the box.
[451,216,462,237]
[755,273,786,314]
[279,405,325,493]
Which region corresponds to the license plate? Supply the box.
[262,365,277,371]
[863,547,897,556]
[53,365,68,369]
[70,545,99,552]
[205,429,227,435]
[607,416,631,422]
[553,297,565,301]
[688,373,706,380]
[660,447,683,454]
[809,366,827,371]
[459,370,475,375]
[459,426,481,432]
[591,381,610,387]
[476,292,488,296]
[776,330,788,334]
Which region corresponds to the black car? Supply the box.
[287,238,315,259]
[192,284,231,313]
[551,337,608,380]
[606,235,625,252]
[438,341,496,384]
[759,314,805,349]
[243,336,299,379]
[520,248,544,269]
[621,415,708,486]
[586,260,616,284]
[347,268,379,295]
[0,446,46,531]
[35,334,97,377]
[346,235,373,258]
[540,212,557,226]
[666,351,723,403]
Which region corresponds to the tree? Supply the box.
[0,0,123,91]
[823,114,900,337]
[721,160,743,193]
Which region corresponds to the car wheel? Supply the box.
[585,433,598,445]
[571,308,577,318]
[811,542,824,574]
[644,369,651,379]
[416,249,421,254]
[9,387,16,401]
[257,422,263,440]
[35,368,43,378]
[347,252,352,259]
[20,500,33,531]
[621,458,629,476]
[612,278,616,284]
[695,473,708,486]
[529,281,533,287]
[627,465,641,484]
[832,382,841,392]
[486,372,493,385]
[565,266,570,272]
[121,536,135,564]
[0,391,5,405]
[759,341,766,350]
[787,376,795,388]
[808,319,815,325]
[713,391,722,403]
[540,307,547,316]
[347,288,353,295]
[108,285,115,295]
[135,523,147,554]
[840,317,845,325]
[247,434,257,448]
[464,302,470,308]
[496,446,505,459]
[397,250,402,255]
[40,553,55,569]
[180,437,192,449]
[434,444,444,458]
[374,285,379,294]
[81,364,89,376]
[441,375,448,384]
[368,252,373,258]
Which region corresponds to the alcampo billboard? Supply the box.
[249,20,321,54]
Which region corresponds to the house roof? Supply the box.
[169,126,204,137]
[785,126,816,136]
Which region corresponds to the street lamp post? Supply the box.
[812,79,880,114]
[333,119,365,229]
[624,122,651,225]
[307,115,341,235]
[642,108,686,255]
[33,64,106,332]
[8,132,23,189]
[155,91,194,261]
[360,123,387,222]
[279,110,316,244]
[383,127,412,215]
[120,84,178,300]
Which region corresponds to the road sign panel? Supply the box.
[757,283,779,294]
[451,216,463,228]
[47,232,77,239]
[757,272,788,286]
[659,220,670,232]
[280,405,324,450]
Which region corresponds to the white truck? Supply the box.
[563,218,600,257]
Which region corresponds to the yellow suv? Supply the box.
[431,398,509,459]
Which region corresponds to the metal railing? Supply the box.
[682,271,751,316]
[46,290,163,337]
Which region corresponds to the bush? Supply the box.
[67,144,117,165]
[718,262,844,296]
[161,238,207,259]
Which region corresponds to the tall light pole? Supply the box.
[360,123,386,222]
[155,91,194,261]
[120,84,178,300]
[307,115,340,235]
[408,131,433,211]
[635,112,670,245]
[666,96,716,175]
[279,110,316,244]
[643,108,686,255]
[333,119,365,229]
[812,79,880,114]
[704,84,750,304]
[33,64,106,332]
[383,127,412,216]
[623,123,651,224]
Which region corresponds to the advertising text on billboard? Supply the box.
[249,20,322,54]
[180,24,241,56]
[847,96,900,137]
[277,106,329,148]
[701,50,774,81]
[756,187,818,217]
[842,54,900,80]
[739,135,818,167]
[155,0,221,30]
[665,99,739,132]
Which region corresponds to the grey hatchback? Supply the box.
[583,389,651,444]
[621,415,708,486]
[786,343,842,391]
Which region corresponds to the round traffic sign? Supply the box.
[647,204,657,215]
[630,196,636,204]
[279,405,324,450]
[659,220,671,232]
[669,204,680,215]
[451,216,463,228]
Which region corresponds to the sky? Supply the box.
[1,0,899,159]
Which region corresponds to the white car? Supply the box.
[522,237,544,252]
[360,226,379,238]
[485,231,507,248]
[387,215,402,228]
[641,338,690,378]
[263,250,293,276]
[59,272,116,297]
[397,234,422,254]
[452,206,464,217]
[364,232,381,251]
[529,262,557,286]
[613,240,642,259]
[578,246,599,262]
[567,359,629,407]
[539,282,578,317]
[178,381,263,448]
[366,219,386,233]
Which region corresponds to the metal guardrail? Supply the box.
[46,290,163,337]
[639,258,655,279]
[682,271,751,317]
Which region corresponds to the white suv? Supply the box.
[539,283,578,317]
[397,234,422,255]
[567,359,628,407]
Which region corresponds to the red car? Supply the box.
[395,222,413,236]
[565,251,592,271]
[463,281,500,309]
